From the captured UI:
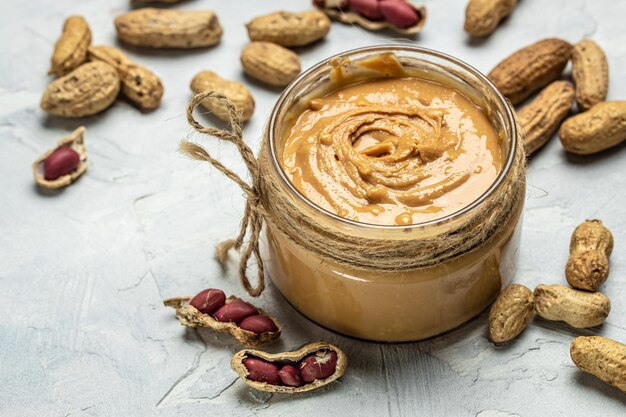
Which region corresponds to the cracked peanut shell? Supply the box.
[231,342,347,393]
[164,296,281,347]
[88,45,163,110]
[241,42,301,87]
[572,39,609,111]
[488,38,572,105]
[489,284,534,343]
[319,2,426,35]
[115,8,223,49]
[49,15,92,77]
[32,126,88,189]
[464,0,517,37]
[570,336,626,393]
[534,284,610,328]
[190,71,255,122]
[246,10,331,47]
[517,80,575,156]
[41,61,120,118]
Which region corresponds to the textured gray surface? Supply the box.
[1,0,625,416]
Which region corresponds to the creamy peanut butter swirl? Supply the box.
[281,77,503,225]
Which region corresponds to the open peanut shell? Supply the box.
[318,2,426,35]
[231,342,347,393]
[163,295,281,347]
[32,126,88,189]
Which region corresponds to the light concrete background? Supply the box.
[1,0,625,416]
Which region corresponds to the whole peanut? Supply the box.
[534,284,610,328]
[190,71,255,122]
[570,336,626,392]
[464,0,517,37]
[489,284,534,343]
[241,42,301,87]
[572,40,609,111]
[49,16,91,77]
[246,10,331,47]
[565,220,613,291]
[559,101,626,155]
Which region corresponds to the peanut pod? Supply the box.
[488,38,572,105]
[88,45,163,110]
[246,10,331,47]
[231,342,347,393]
[570,336,626,393]
[517,80,574,156]
[534,284,610,328]
[115,8,223,49]
[318,2,427,35]
[565,220,613,291]
[559,101,626,155]
[32,127,88,189]
[572,39,609,111]
[190,71,255,122]
[464,0,517,37]
[49,15,92,77]
[41,61,120,118]
[163,295,281,347]
[489,284,534,343]
[241,42,301,87]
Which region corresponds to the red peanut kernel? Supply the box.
[189,288,226,315]
[243,357,280,385]
[213,300,257,324]
[278,365,303,387]
[379,0,418,28]
[43,146,80,180]
[239,314,278,334]
[298,350,338,383]
[351,0,384,20]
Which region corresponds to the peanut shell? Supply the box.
[49,16,92,77]
[231,342,347,393]
[517,80,575,155]
[88,45,163,110]
[246,10,331,47]
[559,101,626,154]
[565,220,613,291]
[489,284,534,343]
[164,296,281,347]
[464,0,517,37]
[319,2,427,35]
[533,284,610,328]
[32,127,88,189]
[572,39,609,111]
[241,42,301,87]
[488,38,572,105]
[41,61,120,118]
[570,336,626,393]
[190,71,255,122]
[115,8,223,49]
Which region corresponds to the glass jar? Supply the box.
[261,45,524,342]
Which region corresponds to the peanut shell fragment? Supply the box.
[88,45,163,110]
[241,42,301,87]
[246,10,331,47]
[190,71,255,122]
[231,342,347,393]
[115,8,223,49]
[489,284,534,343]
[49,16,92,77]
[517,80,575,155]
[33,127,88,189]
[488,38,572,105]
[464,0,517,37]
[565,220,613,291]
[164,296,281,347]
[572,39,609,111]
[570,336,626,393]
[559,101,626,155]
[41,61,120,118]
[533,284,610,328]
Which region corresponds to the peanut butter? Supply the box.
[280,60,503,225]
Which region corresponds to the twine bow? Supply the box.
[180,91,265,297]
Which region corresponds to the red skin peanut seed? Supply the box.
[213,300,257,324]
[239,314,278,334]
[298,350,338,383]
[278,365,303,387]
[43,146,80,180]
[189,288,226,315]
[244,357,280,385]
[351,0,384,20]
[379,0,418,28]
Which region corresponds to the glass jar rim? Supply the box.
[267,44,518,231]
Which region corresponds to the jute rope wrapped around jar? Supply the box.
[181,90,526,297]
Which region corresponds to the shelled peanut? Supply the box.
[315,0,426,34]
[231,342,347,393]
[464,0,517,37]
[32,127,88,189]
[190,71,255,122]
[246,10,331,47]
[570,336,626,393]
[488,38,572,105]
[488,284,534,343]
[565,220,613,291]
[49,15,91,77]
[164,288,281,346]
[241,42,301,87]
[115,8,223,49]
